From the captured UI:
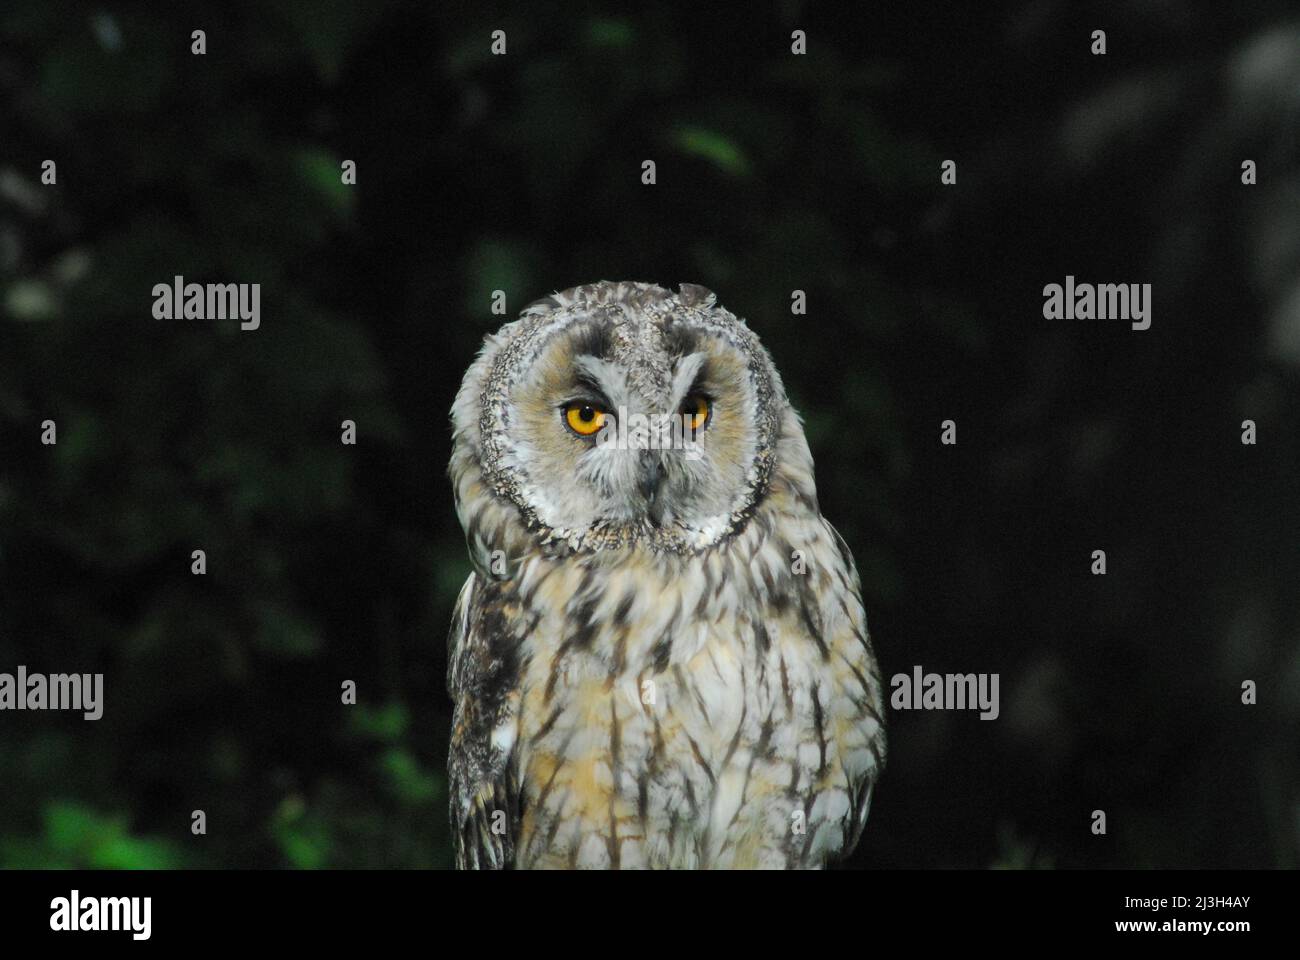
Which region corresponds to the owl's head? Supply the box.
[451,281,796,562]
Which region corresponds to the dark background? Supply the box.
[1,1,1296,869]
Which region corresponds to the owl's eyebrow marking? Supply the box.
[569,323,614,361]
[661,321,697,358]
[572,355,625,407]
[566,370,612,406]
[671,352,710,407]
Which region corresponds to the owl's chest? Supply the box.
[511,603,836,868]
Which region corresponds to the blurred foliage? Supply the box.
[0,1,1297,868]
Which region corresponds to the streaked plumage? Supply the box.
[448,281,885,868]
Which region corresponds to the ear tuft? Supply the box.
[677,283,716,308]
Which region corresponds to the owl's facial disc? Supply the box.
[469,283,783,552]
[548,348,714,527]
[500,316,759,539]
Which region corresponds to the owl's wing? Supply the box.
[447,572,522,869]
[823,519,887,862]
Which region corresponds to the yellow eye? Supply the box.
[681,395,711,431]
[563,402,607,437]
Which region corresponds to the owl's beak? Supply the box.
[637,453,664,524]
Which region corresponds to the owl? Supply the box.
[447,281,885,869]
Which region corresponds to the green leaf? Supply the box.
[672,126,751,177]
